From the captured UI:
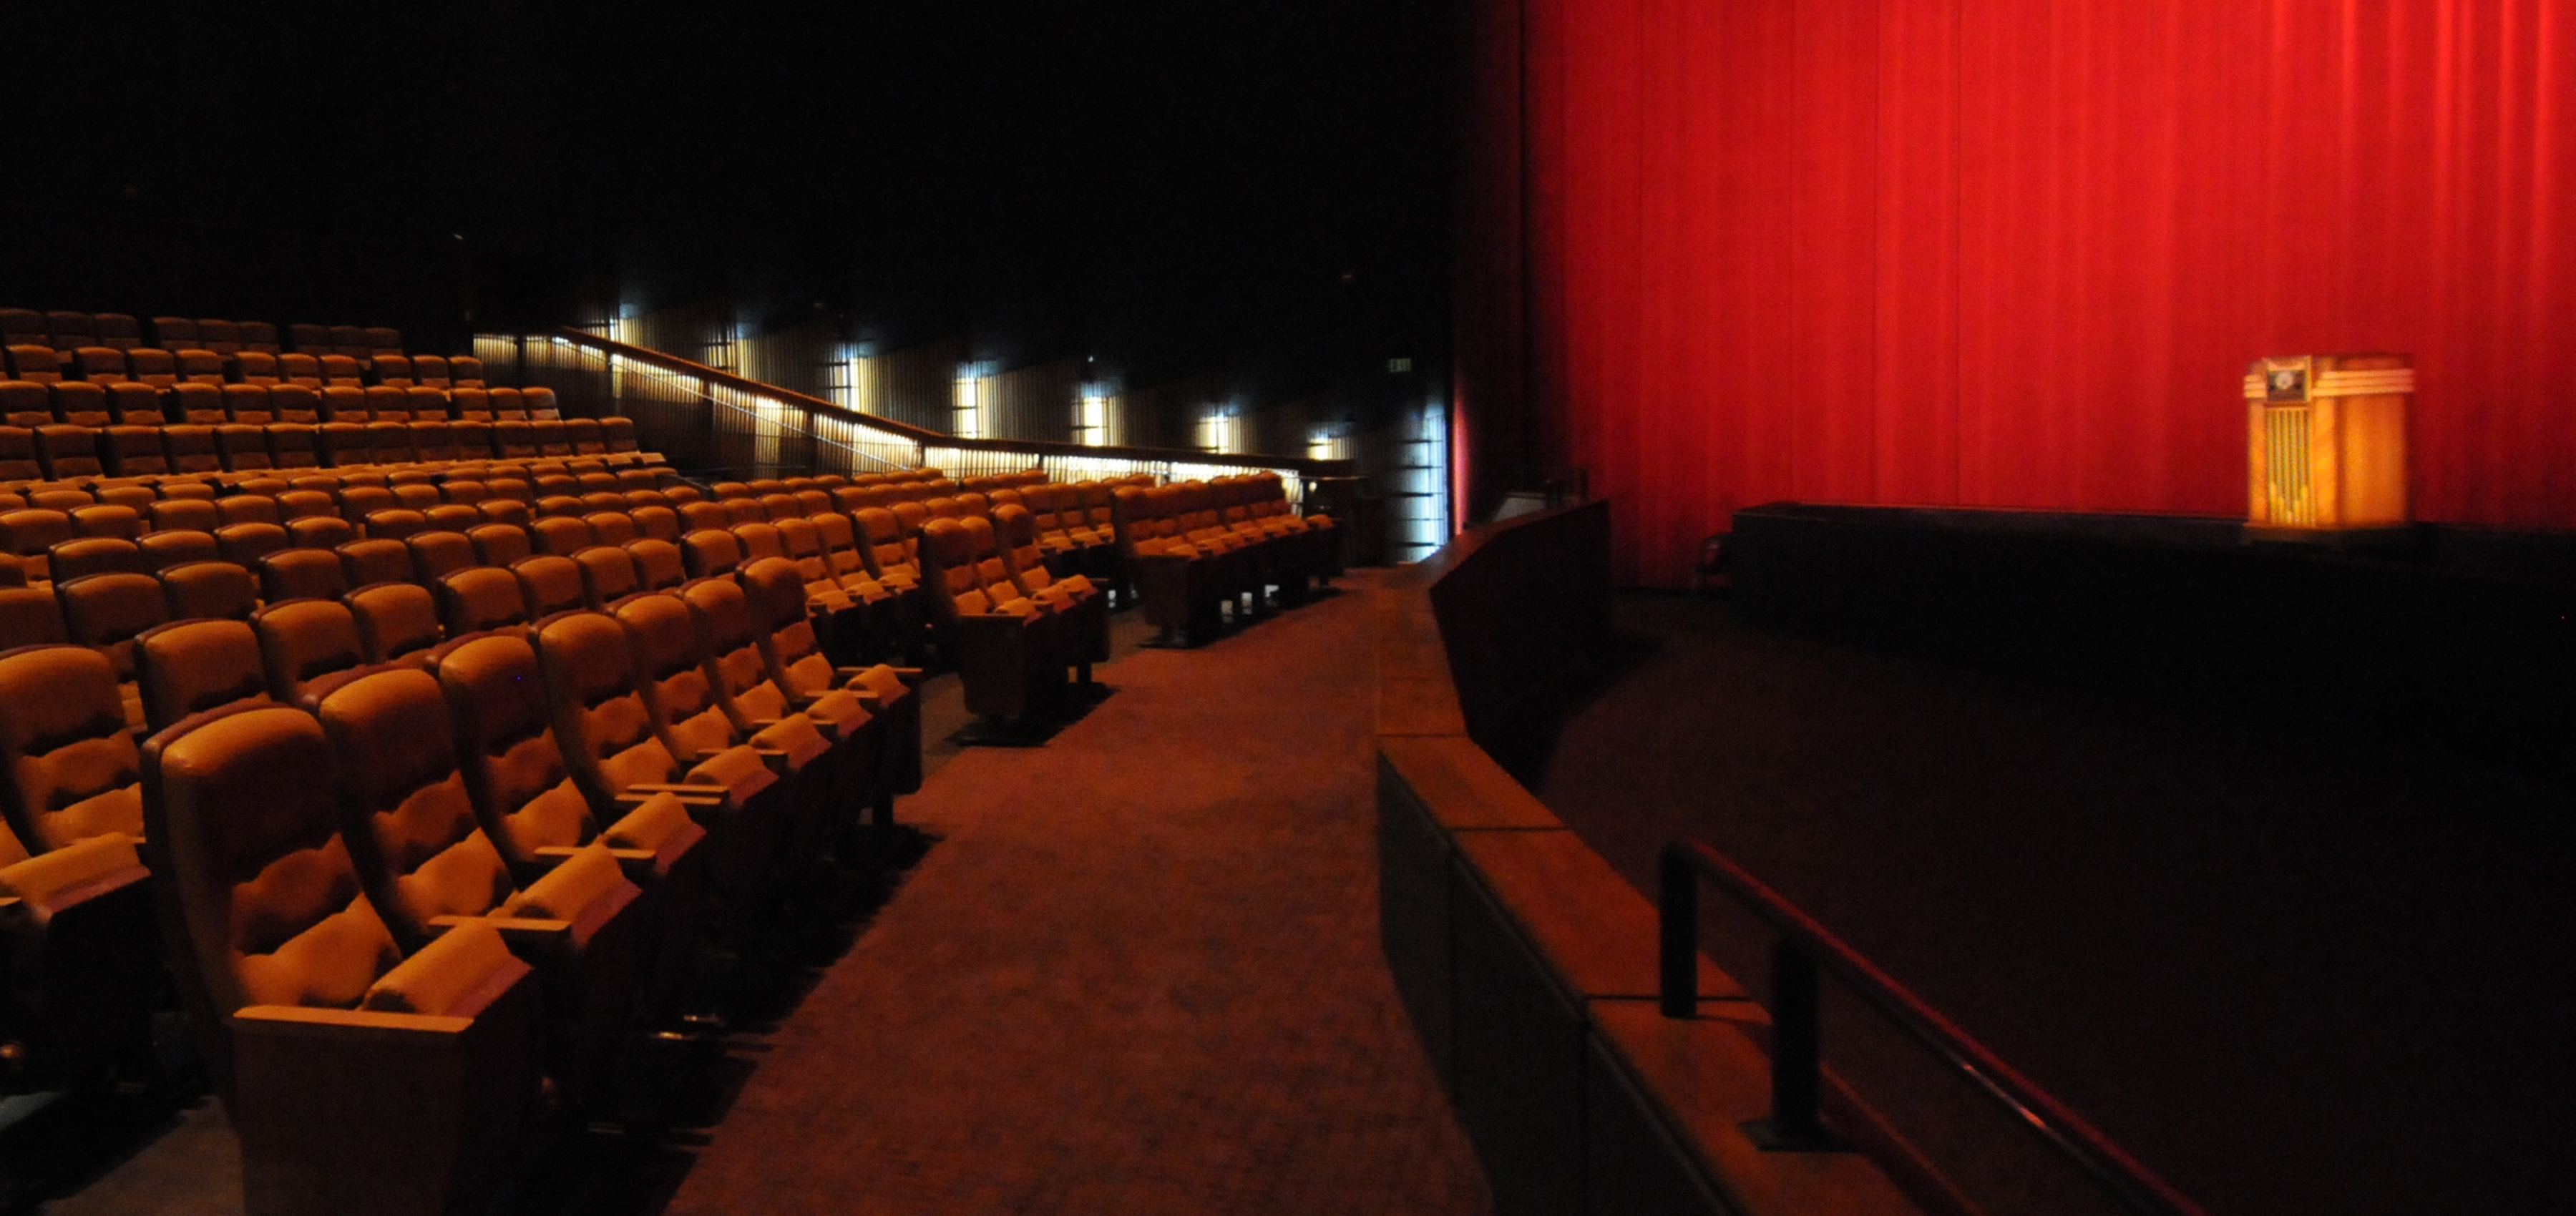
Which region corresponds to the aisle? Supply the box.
[665,572,1489,1215]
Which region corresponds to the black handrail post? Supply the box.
[1768,937,1825,1140]
[1659,845,1697,1017]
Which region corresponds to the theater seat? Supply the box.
[34,426,102,480]
[134,619,272,732]
[348,582,442,665]
[193,319,243,356]
[311,665,645,1099]
[236,320,280,354]
[230,352,280,386]
[0,644,160,1089]
[680,574,867,865]
[250,598,367,708]
[917,516,1063,725]
[995,502,1108,666]
[434,632,705,1007]
[137,702,540,1216]
[48,536,147,582]
[138,530,221,573]
[613,594,801,914]
[512,555,589,619]
[625,538,687,594]
[1112,484,1226,644]
[59,568,175,721]
[740,558,921,798]
[157,554,260,619]
[258,548,350,603]
[149,317,199,350]
[0,587,65,649]
[436,567,532,638]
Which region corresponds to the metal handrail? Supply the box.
[531,328,1353,476]
[1659,840,2209,1216]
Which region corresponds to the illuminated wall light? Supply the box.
[1196,406,1237,455]
[952,365,990,439]
[830,345,879,415]
[1076,386,1114,447]
[1307,427,1350,462]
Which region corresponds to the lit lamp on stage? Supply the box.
[2243,353,2413,540]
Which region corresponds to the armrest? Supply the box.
[535,844,662,882]
[231,1004,475,1041]
[696,745,789,775]
[360,920,530,1018]
[427,913,573,958]
[0,833,150,915]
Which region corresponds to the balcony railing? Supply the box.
[473,329,1354,509]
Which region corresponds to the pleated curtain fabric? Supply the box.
[1458,0,2576,586]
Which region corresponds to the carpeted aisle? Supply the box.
[665,572,1490,1215]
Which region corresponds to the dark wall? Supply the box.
[6,1,1453,404]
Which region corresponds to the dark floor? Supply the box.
[25,574,1491,1216]
[1537,592,2574,1216]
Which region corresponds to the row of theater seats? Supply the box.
[0,504,925,1214]
[1106,475,1340,645]
[9,345,484,391]
[698,468,1338,716]
[1,309,405,361]
[1,408,648,483]
[8,343,484,391]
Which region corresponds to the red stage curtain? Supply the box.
[1458,0,2576,586]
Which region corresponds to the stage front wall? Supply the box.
[1455,0,2576,586]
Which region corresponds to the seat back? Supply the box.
[72,504,143,541]
[741,558,839,698]
[252,599,367,707]
[314,667,514,948]
[404,531,477,584]
[625,539,686,592]
[165,424,224,475]
[0,644,145,851]
[268,383,321,423]
[150,497,224,534]
[572,546,641,609]
[533,611,683,805]
[582,512,638,548]
[512,555,588,619]
[195,319,243,355]
[438,567,532,638]
[49,536,147,582]
[682,574,791,723]
[615,592,736,759]
[679,529,742,581]
[530,516,593,556]
[348,582,443,665]
[0,381,50,428]
[230,352,280,386]
[213,521,291,567]
[157,560,260,622]
[57,571,172,690]
[434,633,595,864]
[137,702,406,1029]
[150,316,200,350]
[140,530,222,572]
[467,523,532,569]
[135,619,272,732]
[628,505,681,543]
[0,587,67,649]
[258,548,350,603]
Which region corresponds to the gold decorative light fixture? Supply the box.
[2243,353,2412,535]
